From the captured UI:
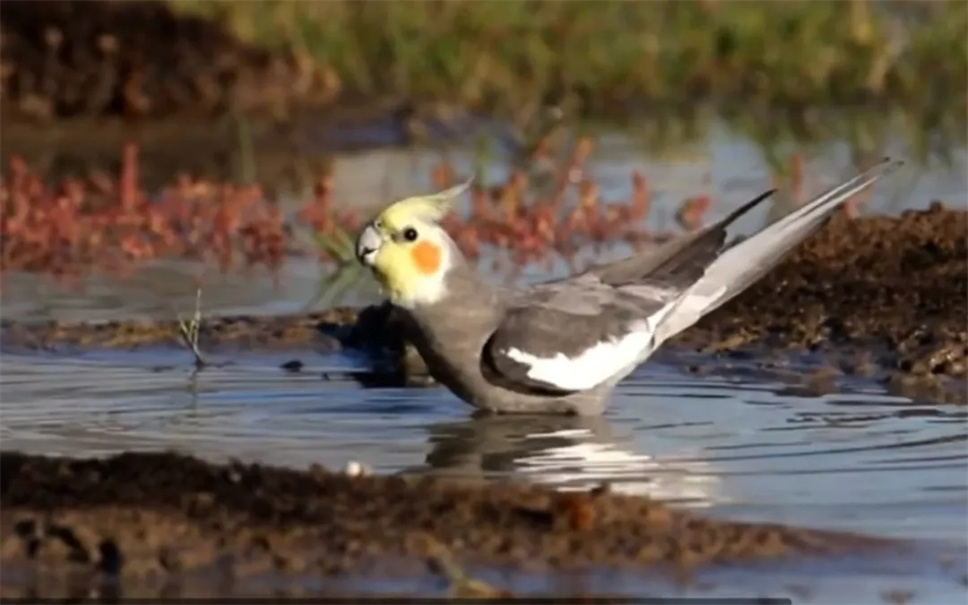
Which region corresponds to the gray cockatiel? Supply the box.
[355,158,902,416]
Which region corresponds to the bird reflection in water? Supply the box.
[405,414,722,508]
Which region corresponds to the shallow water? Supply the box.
[1,345,966,602]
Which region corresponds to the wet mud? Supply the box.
[0,450,899,599]
[683,203,968,402]
[3,205,965,401]
[0,306,358,355]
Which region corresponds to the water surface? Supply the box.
[2,345,966,602]
[2,346,966,602]
[2,347,964,536]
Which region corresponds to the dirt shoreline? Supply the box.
[0,0,340,122]
[2,205,965,400]
[0,449,906,598]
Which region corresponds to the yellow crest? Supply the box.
[378,178,472,228]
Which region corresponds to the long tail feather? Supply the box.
[586,190,777,287]
[654,157,904,346]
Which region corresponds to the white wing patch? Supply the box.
[505,320,655,391]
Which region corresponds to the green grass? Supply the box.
[170,0,965,132]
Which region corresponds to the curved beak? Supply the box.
[355,222,383,266]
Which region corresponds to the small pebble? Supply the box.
[280,359,303,372]
[343,461,371,477]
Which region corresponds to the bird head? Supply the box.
[356,180,471,309]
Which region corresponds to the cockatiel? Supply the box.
[355,158,902,415]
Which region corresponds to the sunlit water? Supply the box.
[1,346,965,602]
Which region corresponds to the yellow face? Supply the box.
[355,181,470,308]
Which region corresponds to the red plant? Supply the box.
[1,138,848,288]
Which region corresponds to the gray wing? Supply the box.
[481,275,682,395]
[480,156,901,396]
[481,189,781,395]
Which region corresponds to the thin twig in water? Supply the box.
[178,287,207,370]
[420,536,512,599]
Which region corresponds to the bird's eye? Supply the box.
[403,227,419,242]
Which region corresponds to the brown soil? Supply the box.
[681,203,968,400]
[0,307,358,354]
[3,205,965,397]
[0,450,898,598]
[686,204,967,355]
[0,0,338,122]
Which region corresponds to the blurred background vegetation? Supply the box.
[1,0,965,187]
[3,1,964,124]
[1,0,965,315]
[169,1,965,124]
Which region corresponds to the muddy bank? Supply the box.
[683,202,968,400]
[4,205,965,388]
[0,0,340,122]
[0,450,898,598]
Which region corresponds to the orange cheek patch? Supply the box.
[411,241,442,275]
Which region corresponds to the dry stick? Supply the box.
[174,287,360,378]
[177,287,207,370]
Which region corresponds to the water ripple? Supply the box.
[1,347,965,547]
